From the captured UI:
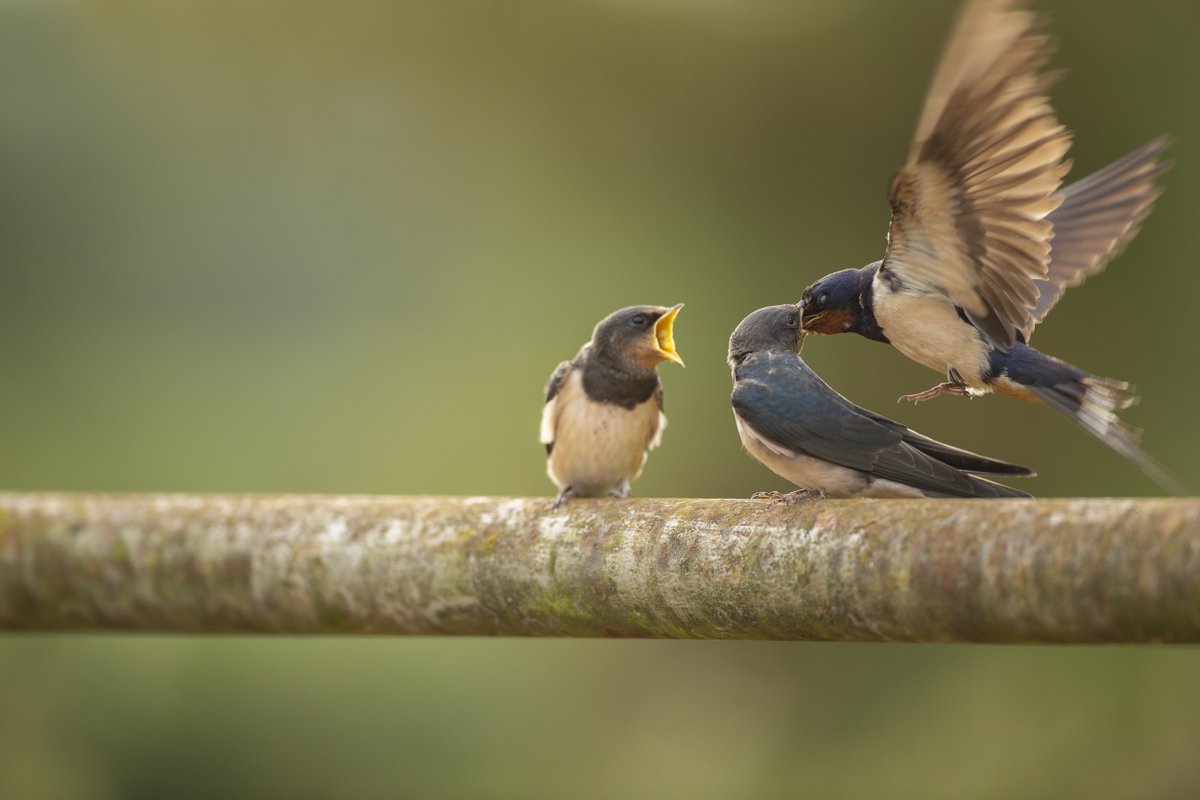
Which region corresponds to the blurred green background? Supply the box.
[2,1,1199,797]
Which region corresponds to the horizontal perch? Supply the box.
[1,494,1198,642]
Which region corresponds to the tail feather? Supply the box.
[1080,375,1139,411]
[962,475,1031,499]
[1026,380,1187,495]
[904,432,1036,476]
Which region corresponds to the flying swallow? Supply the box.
[730,305,1033,499]
[541,304,684,507]
[796,0,1179,491]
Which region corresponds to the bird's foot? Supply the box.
[899,381,971,404]
[899,368,974,404]
[608,479,632,499]
[551,487,576,509]
[751,488,828,504]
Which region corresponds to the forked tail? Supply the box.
[1026,377,1188,495]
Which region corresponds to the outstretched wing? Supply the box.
[731,353,1024,496]
[880,0,1071,349]
[1029,138,1171,335]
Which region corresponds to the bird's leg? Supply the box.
[780,488,828,503]
[551,487,576,509]
[609,479,632,499]
[899,383,971,403]
[751,488,828,504]
[898,367,972,404]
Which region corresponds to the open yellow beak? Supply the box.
[654,303,685,367]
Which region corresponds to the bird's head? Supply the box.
[798,268,864,334]
[591,304,685,372]
[728,304,805,363]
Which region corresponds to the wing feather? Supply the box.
[540,360,573,454]
[1029,138,1171,332]
[732,353,1030,497]
[881,0,1071,348]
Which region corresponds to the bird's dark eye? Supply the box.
[785,314,798,329]
[631,314,647,327]
[817,292,829,308]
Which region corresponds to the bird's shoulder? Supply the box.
[545,341,595,404]
[732,351,902,464]
[733,352,866,420]
[545,359,575,404]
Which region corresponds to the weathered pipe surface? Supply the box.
[1,494,1198,641]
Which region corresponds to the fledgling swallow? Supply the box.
[796,0,1180,492]
[541,304,684,508]
[729,305,1033,499]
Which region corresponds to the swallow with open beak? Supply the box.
[730,305,1033,499]
[541,304,684,507]
[796,0,1180,492]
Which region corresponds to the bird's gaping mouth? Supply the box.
[654,304,685,367]
[799,302,825,332]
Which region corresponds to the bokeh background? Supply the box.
[2,0,1199,797]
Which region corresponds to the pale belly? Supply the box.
[872,279,992,391]
[545,373,663,495]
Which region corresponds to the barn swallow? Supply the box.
[730,305,1033,499]
[796,0,1180,492]
[541,304,684,507]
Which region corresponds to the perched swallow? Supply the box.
[797,0,1179,491]
[541,304,684,507]
[729,305,1033,499]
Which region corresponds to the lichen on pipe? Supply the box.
[1,494,1198,642]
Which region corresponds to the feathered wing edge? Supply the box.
[1031,137,1172,331]
[883,0,1072,348]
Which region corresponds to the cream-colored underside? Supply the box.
[541,370,665,496]
[735,415,926,499]
[872,275,992,392]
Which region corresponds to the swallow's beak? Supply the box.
[799,301,825,332]
[654,304,685,367]
[794,302,809,353]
